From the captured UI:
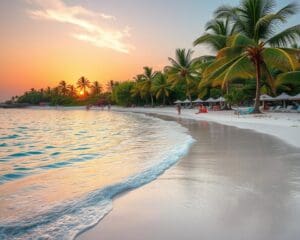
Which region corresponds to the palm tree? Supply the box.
[141,67,158,107]
[106,80,115,93]
[130,75,145,103]
[59,80,68,96]
[165,49,200,104]
[194,18,235,99]
[151,72,172,105]
[46,87,51,95]
[68,84,77,97]
[201,34,300,113]
[77,76,91,96]
[130,82,144,105]
[214,0,300,46]
[194,17,234,51]
[91,81,102,95]
[202,0,300,113]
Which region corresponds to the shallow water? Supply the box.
[78,117,300,240]
[0,108,194,239]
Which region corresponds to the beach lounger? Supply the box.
[273,106,282,112]
[291,105,300,113]
[268,106,275,112]
[279,105,294,112]
[234,107,255,115]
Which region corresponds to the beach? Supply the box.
[112,107,300,148]
[78,110,300,240]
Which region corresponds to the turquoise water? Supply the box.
[0,108,194,239]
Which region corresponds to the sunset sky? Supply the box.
[0,0,299,101]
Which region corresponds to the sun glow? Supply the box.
[79,90,84,96]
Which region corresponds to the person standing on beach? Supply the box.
[176,104,181,115]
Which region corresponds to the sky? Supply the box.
[0,0,299,101]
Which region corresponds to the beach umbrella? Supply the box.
[275,92,291,100]
[183,99,190,104]
[289,93,300,100]
[174,100,182,104]
[193,98,204,103]
[275,92,291,108]
[259,94,274,101]
[216,96,226,102]
[257,94,274,108]
[205,97,218,103]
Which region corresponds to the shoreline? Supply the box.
[111,106,300,149]
[77,113,300,240]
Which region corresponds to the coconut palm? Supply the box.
[201,33,300,113]
[106,80,115,93]
[165,49,200,104]
[77,76,91,96]
[46,87,51,95]
[130,82,144,105]
[130,75,144,101]
[207,0,300,113]
[194,17,234,51]
[141,67,158,107]
[214,0,300,46]
[151,72,172,105]
[67,84,77,97]
[91,81,102,95]
[59,80,68,96]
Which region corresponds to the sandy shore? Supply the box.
[111,107,300,148]
[77,115,300,240]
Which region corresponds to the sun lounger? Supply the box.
[268,106,274,111]
[273,106,282,112]
[279,105,294,112]
[291,105,300,113]
[234,107,255,115]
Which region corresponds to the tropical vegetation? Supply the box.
[6,0,300,112]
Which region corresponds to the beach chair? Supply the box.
[273,106,282,112]
[234,107,255,115]
[279,105,294,112]
[293,105,300,113]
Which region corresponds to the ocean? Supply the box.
[0,108,194,239]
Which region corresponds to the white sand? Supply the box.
[112,107,300,148]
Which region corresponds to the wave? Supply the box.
[0,112,195,240]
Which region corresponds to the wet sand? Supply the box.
[77,116,300,240]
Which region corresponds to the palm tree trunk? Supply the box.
[254,60,261,113]
[150,93,154,107]
[163,95,166,106]
[187,92,192,107]
[225,82,231,110]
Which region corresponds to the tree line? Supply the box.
[10,0,300,112]
[111,0,300,113]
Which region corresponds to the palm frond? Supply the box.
[266,25,300,47]
[193,33,227,50]
[274,71,300,87]
[276,3,299,20]
[226,34,256,47]
[222,55,254,88]
[262,48,296,71]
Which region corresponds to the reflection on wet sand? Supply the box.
[78,117,300,240]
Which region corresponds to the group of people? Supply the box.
[176,104,208,115]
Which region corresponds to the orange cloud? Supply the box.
[26,0,133,53]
